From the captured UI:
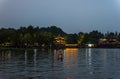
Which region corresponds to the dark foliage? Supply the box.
[0,25,119,48]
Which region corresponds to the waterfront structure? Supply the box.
[65,44,78,48]
[54,35,65,45]
[99,38,108,44]
[98,38,120,48]
[54,35,79,48]
[54,35,65,49]
[99,38,119,44]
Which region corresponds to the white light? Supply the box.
[88,44,93,47]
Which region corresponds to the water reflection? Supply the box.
[33,49,37,66]
[86,48,92,67]
[0,48,120,79]
[24,49,27,65]
[64,48,78,64]
[54,49,64,61]
[24,49,37,67]
[64,48,79,79]
[0,50,11,64]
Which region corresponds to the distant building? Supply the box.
[99,38,119,44]
[65,44,78,48]
[54,35,65,49]
[54,35,65,45]
[99,38,108,44]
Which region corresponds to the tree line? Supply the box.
[0,25,120,48]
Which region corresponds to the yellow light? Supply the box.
[57,40,60,42]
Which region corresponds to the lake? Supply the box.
[0,48,120,79]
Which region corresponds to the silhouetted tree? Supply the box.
[0,25,120,48]
[66,34,78,44]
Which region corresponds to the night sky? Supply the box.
[0,0,120,33]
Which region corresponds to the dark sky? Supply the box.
[0,0,120,33]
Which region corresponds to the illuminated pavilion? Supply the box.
[54,35,65,45]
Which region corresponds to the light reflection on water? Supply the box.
[0,48,120,79]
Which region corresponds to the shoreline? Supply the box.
[1,44,120,49]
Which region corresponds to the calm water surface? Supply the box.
[0,48,120,79]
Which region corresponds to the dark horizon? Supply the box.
[0,25,120,49]
[0,25,120,34]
